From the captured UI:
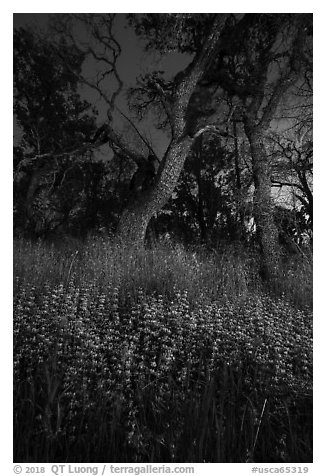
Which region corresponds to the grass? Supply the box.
[13,236,312,309]
[13,237,313,462]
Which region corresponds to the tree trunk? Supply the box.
[193,136,208,243]
[115,15,228,247]
[233,119,246,240]
[247,131,281,279]
[25,163,49,233]
[116,137,193,246]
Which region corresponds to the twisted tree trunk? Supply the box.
[117,137,193,245]
[115,15,228,247]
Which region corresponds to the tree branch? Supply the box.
[193,124,233,139]
[115,106,159,162]
[271,178,305,193]
[172,14,229,138]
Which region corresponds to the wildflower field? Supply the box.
[13,238,313,463]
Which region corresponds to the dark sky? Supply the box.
[13,13,48,29]
[13,13,190,82]
[13,13,191,158]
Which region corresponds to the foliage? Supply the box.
[14,256,312,462]
[154,133,252,245]
[14,28,96,153]
[127,14,215,54]
[14,27,98,237]
[274,206,311,252]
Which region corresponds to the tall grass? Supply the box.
[13,237,313,462]
[14,237,312,308]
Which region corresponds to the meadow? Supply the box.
[13,237,313,463]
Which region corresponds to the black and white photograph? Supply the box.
[12,9,313,467]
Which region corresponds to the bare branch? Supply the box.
[115,106,159,161]
[271,178,305,193]
[49,14,123,111]
[193,124,233,139]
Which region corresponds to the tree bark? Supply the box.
[246,130,281,279]
[233,119,246,240]
[215,15,307,279]
[117,137,193,245]
[25,162,51,233]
